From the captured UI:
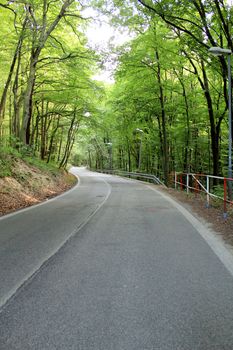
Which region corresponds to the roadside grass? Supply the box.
[0,144,61,178]
[24,156,61,176]
[0,145,19,177]
[0,157,13,177]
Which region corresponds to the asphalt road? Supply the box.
[1,168,233,349]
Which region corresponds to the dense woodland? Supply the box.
[0,0,233,186]
[0,0,100,168]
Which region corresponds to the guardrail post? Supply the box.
[180,174,183,190]
[186,174,189,194]
[224,177,228,219]
[206,175,210,208]
[195,175,199,196]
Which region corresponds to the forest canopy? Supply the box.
[0,0,232,185]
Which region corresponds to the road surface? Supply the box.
[0,168,233,349]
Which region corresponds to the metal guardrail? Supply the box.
[93,168,233,218]
[94,169,166,187]
[174,172,233,218]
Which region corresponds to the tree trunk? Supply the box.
[12,43,24,140]
[59,111,77,168]
[127,139,131,172]
[156,49,169,185]
[176,70,191,173]
[21,52,38,144]
[187,55,222,178]
[47,118,60,163]
[201,60,221,178]
[0,17,27,137]
[57,129,63,162]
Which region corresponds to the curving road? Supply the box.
[0,168,233,349]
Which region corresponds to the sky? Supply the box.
[82,2,233,83]
[81,8,132,83]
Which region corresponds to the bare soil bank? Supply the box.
[0,158,76,216]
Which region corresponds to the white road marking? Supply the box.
[0,175,112,310]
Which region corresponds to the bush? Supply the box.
[0,140,30,177]
[212,185,224,198]
[0,156,12,177]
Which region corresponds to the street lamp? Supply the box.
[209,46,232,199]
[135,128,144,170]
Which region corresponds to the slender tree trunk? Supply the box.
[0,38,21,131]
[156,49,169,185]
[21,52,38,144]
[47,118,59,163]
[127,139,131,172]
[0,17,27,137]
[186,54,222,178]
[176,70,191,173]
[59,111,78,168]
[12,44,24,140]
[157,115,164,175]
[201,60,221,178]
[40,101,50,160]
[57,128,64,162]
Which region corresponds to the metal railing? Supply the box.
[94,169,165,187]
[174,172,233,218]
[92,168,233,217]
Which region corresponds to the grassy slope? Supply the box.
[0,153,77,216]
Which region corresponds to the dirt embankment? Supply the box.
[0,158,77,216]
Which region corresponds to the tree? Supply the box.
[90,0,233,178]
[136,0,231,177]
[0,0,100,168]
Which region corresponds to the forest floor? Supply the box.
[0,161,233,250]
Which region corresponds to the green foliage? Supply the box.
[0,140,20,177]
[24,156,60,176]
[0,0,100,170]
[85,0,231,181]
[0,157,12,178]
[0,0,232,182]
[212,185,225,199]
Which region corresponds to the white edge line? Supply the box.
[147,184,233,278]
[0,176,112,311]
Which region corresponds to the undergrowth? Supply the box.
[24,156,60,176]
[0,142,63,179]
[0,157,12,177]
[0,145,19,177]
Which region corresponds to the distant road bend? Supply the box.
[0,167,233,349]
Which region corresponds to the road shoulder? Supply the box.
[147,184,233,277]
